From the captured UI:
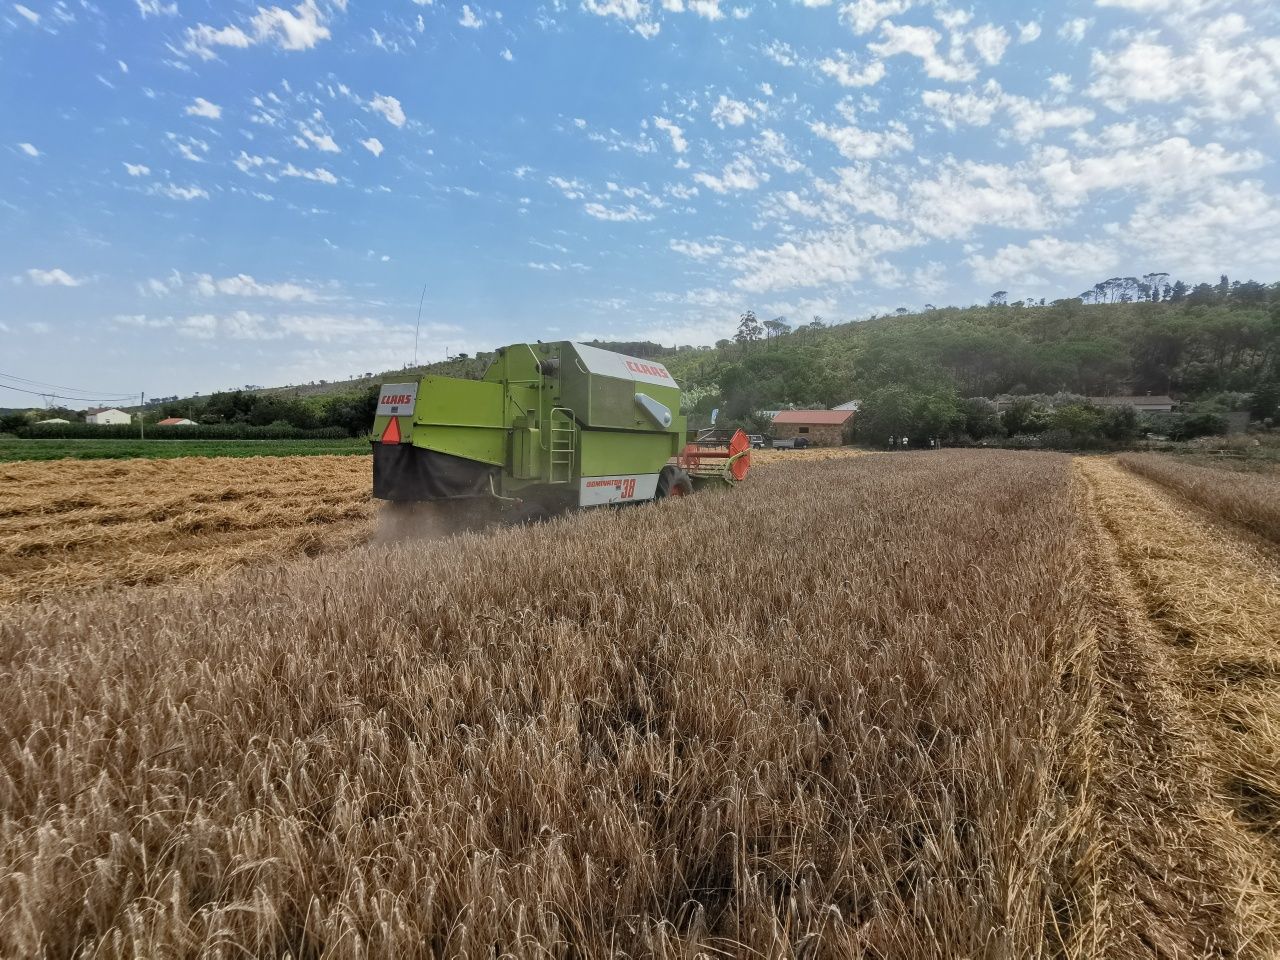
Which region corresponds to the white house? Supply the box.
[85,408,132,425]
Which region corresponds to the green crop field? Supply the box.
[0,437,371,462]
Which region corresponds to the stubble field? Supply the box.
[1,448,1278,957]
[0,449,858,607]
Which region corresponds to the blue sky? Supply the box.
[2,0,1279,402]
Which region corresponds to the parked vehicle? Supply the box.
[772,436,811,450]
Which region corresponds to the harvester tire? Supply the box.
[656,467,693,500]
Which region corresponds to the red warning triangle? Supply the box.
[381,416,401,444]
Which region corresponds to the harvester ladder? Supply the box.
[548,407,576,484]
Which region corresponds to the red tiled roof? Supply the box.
[772,409,855,426]
[156,417,188,425]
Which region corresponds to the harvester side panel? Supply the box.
[577,429,679,479]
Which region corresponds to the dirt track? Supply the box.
[1076,457,1280,953]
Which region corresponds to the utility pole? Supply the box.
[140,392,145,440]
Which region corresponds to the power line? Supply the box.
[0,370,137,399]
[0,382,141,405]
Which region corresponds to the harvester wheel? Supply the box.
[656,466,694,500]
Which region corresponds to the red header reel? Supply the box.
[677,428,752,484]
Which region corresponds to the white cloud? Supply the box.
[921,85,1002,128]
[185,97,223,120]
[13,4,39,25]
[123,162,151,176]
[135,0,177,16]
[190,272,324,302]
[869,22,976,82]
[1038,137,1265,206]
[653,116,688,153]
[19,267,84,287]
[818,51,886,87]
[670,238,723,260]
[161,310,409,344]
[693,155,767,193]
[17,142,39,157]
[1059,18,1090,43]
[661,0,726,17]
[1017,21,1040,43]
[840,0,911,35]
[811,119,912,159]
[233,150,277,174]
[813,165,901,221]
[548,175,587,199]
[1005,98,1095,140]
[907,160,1049,238]
[1094,0,1213,13]
[1118,179,1280,280]
[687,0,723,20]
[296,121,340,152]
[359,137,384,156]
[1089,25,1280,122]
[710,94,755,127]
[762,39,796,66]
[281,163,338,184]
[251,1,332,50]
[921,81,1095,140]
[500,47,513,60]
[182,0,333,59]
[168,133,210,163]
[583,201,654,221]
[182,22,253,58]
[367,93,406,127]
[458,4,482,28]
[968,236,1118,285]
[153,183,210,201]
[969,24,1009,66]
[581,0,660,38]
[758,128,804,173]
[729,223,915,292]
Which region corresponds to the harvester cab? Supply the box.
[371,342,750,522]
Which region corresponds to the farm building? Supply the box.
[85,408,132,425]
[156,417,197,426]
[834,400,862,412]
[772,409,855,447]
[1088,395,1176,414]
[36,417,70,424]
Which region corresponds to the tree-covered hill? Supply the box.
[662,281,1280,430]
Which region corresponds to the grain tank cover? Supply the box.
[571,343,676,388]
[559,342,681,431]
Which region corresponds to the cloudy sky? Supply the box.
[3,0,1279,402]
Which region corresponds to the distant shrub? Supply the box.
[18,423,349,441]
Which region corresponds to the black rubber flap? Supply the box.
[372,443,499,502]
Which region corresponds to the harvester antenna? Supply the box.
[413,283,427,369]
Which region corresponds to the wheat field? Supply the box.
[2,449,1278,958]
[0,449,860,607]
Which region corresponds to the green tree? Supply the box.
[1049,403,1104,445]
[734,310,762,347]
[1001,399,1049,436]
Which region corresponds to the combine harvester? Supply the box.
[371,341,751,524]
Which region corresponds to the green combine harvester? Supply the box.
[371,341,751,523]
